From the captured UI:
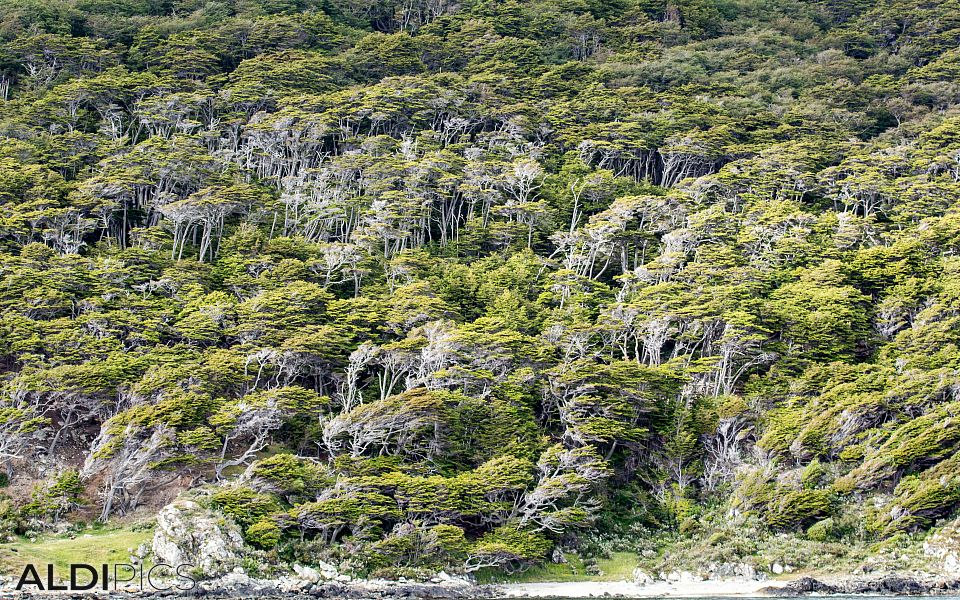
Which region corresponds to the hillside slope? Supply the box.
[0,0,959,580]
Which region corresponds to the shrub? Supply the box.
[765,489,835,531]
[465,527,552,574]
[806,518,837,542]
[679,517,701,537]
[840,402,960,490]
[838,445,865,463]
[250,453,329,500]
[425,524,469,561]
[210,487,281,527]
[245,519,282,549]
[361,530,417,570]
[801,460,828,489]
[20,470,84,524]
[872,453,960,535]
[0,496,23,537]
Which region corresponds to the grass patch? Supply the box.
[0,527,154,577]
[596,551,640,580]
[475,551,639,583]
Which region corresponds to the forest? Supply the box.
[1,0,960,580]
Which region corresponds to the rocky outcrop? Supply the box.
[152,499,245,576]
[642,562,763,583]
[632,568,654,585]
[765,574,960,596]
[658,570,704,583]
[700,562,762,580]
[764,576,838,595]
[925,519,960,576]
[191,573,483,599]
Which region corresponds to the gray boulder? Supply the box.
[152,499,245,576]
[632,568,654,585]
[924,519,960,576]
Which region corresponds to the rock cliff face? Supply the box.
[924,519,960,576]
[152,500,244,575]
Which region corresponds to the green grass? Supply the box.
[476,551,639,583]
[0,527,154,577]
[596,551,641,580]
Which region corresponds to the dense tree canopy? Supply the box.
[1,0,960,579]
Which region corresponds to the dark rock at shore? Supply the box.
[10,582,493,600]
[766,574,960,596]
[309,583,474,599]
[763,576,838,595]
[12,574,960,599]
[158,581,491,600]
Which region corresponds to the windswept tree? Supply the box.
[161,184,261,262]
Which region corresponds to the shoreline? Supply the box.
[494,579,789,598]
[180,572,960,599]
[4,570,959,598]
[492,574,960,598]
[174,573,960,600]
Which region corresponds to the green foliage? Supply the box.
[426,524,469,560]
[245,519,282,549]
[1,0,960,579]
[840,401,960,491]
[769,261,871,363]
[467,527,553,573]
[806,518,837,542]
[210,487,281,528]
[0,496,24,537]
[870,453,960,535]
[18,470,85,527]
[765,489,836,531]
[801,460,828,490]
[250,453,330,500]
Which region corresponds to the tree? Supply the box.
[498,158,546,248]
[464,526,551,573]
[160,184,260,262]
[82,423,175,521]
[210,387,323,480]
[21,469,84,524]
[545,359,681,457]
[770,261,871,363]
[517,444,610,533]
[3,0,960,574]
[0,391,47,476]
[321,388,445,460]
